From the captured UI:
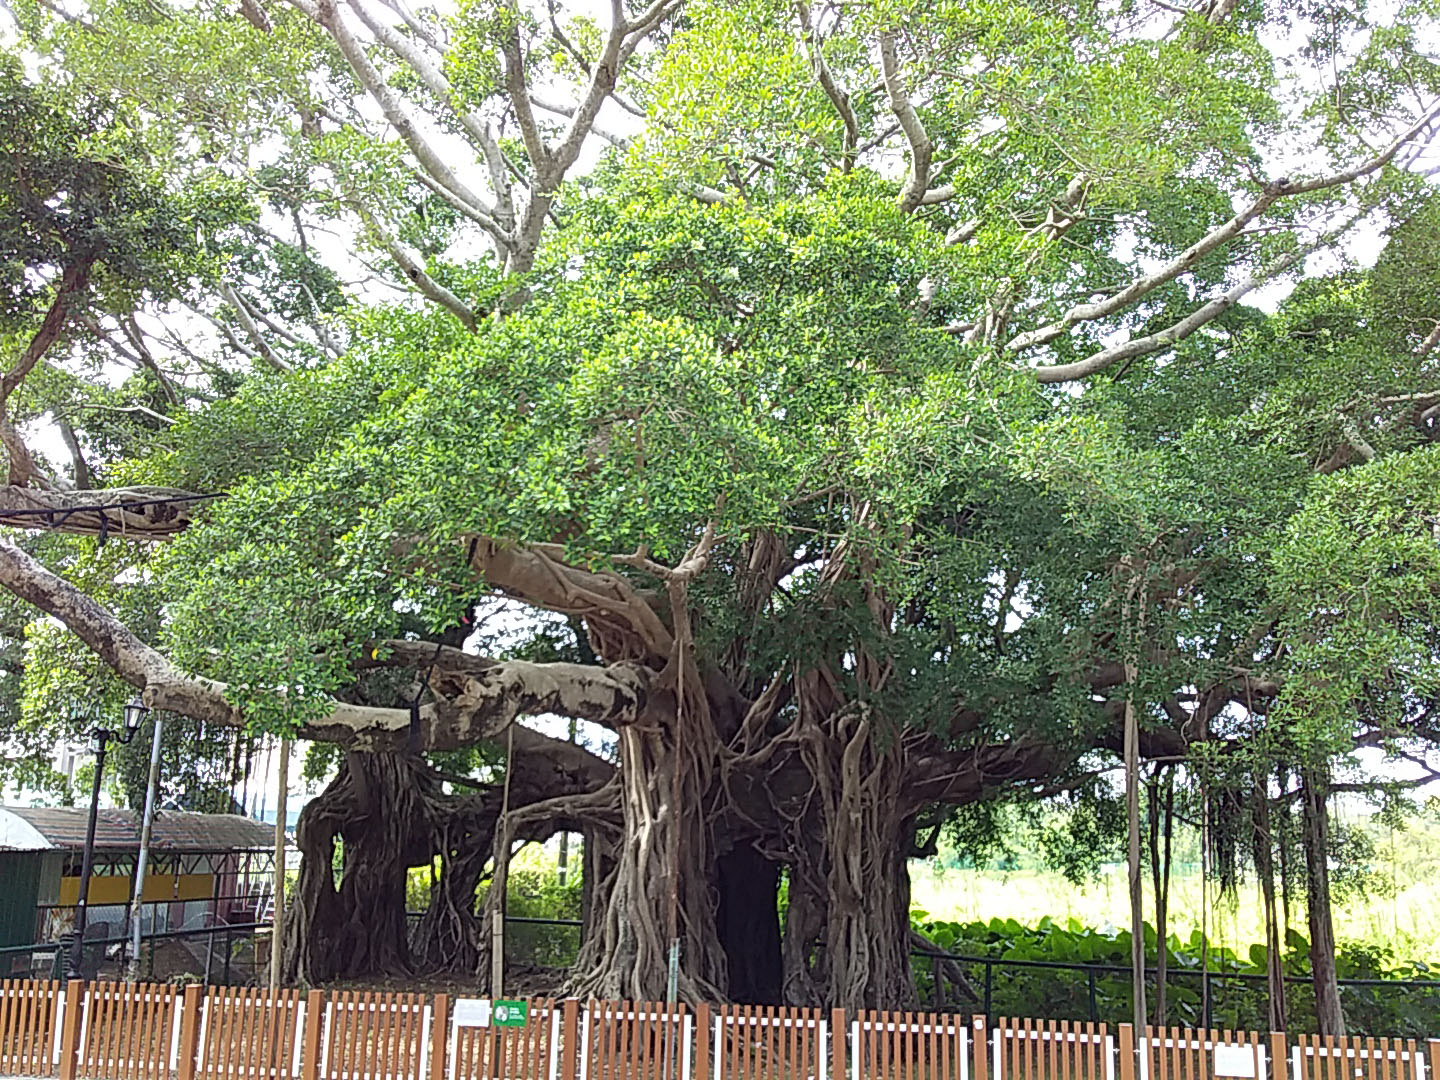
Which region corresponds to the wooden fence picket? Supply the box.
[195,986,305,1080]
[318,992,429,1080]
[448,997,555,1080]
[580,1000,687,1080]
[14,978,1440,1080]
[75,981,179,1080]
[1136,1027,1267,1080]
[0,979,61,1077]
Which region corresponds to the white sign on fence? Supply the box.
[1213,1044,1259,1078]
[451,998,492,1028]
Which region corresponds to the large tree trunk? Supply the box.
[570,698,727,1001]
[1301,769,1345,1035]
[780,857,826,1005]
[409,807,495,974]
[785,711,915,1010]
[285,752,439,983]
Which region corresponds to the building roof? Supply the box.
[0,806,273,854]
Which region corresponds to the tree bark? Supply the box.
[1254,778,1288,1031]
[569,691,727,1002]
[1301,769,1346,1035]
[785,711,916,1010]
[1147,768,1174,1024]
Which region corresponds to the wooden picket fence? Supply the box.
[0,979,61,1077]
[993,1019,1110,1080]
[6,980,1440,1080]
[1131,1028,1267,1080]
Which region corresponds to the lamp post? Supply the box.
[67,695,149,980]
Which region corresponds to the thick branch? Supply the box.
[56,420,92,490]
[0,485,203,539]
[471,538,675,662]
[312,0,501,223]
[0,534,650,749]
[350,198,478,330]
[797,1,857,168]
[219,283,293,374]
[878,31,932,214]
[3,259,93,410]
[1031,232,1326,383]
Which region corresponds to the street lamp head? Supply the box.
[123,695,150,735]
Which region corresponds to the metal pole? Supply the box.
[269,738,289,991]
[68,731,109,979]
[984,960,993,1024]
[127,715,164,982]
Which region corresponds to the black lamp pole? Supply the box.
[67,695,151,980]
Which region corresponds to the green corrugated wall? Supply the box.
[0,851,44,948]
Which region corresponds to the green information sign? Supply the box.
[492,1000,528,1027]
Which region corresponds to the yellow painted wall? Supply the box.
[58,873,214,905]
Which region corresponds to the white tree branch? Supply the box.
[313,0,499,221]
[879,30,932,214]
[350,198,478,330]
[219,283,293,374]
[0,534,650,748]
[1032,231,1333,383]
[797,0,857,168]
[1008,101,1440,356]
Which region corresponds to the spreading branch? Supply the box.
[308,0,501,226]
[1031,222,1345,383]
[878,31,932,214]
[1009,101,1440,360]
[0,533,650,749]
[219,283,293,373]
[349,198,478,330]
[797,1,857,169]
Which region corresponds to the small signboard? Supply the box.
[452,999,492,1028]
[1213,1044,1258,1078]
[492,1000,528,1027]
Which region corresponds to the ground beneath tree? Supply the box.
[319,965,568,998]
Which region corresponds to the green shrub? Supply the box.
[910,913,1440,1036]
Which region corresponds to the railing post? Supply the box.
[57,979,83,1080]
[693,1003,710,1080]
[973,1016,988,1080]
[1270,1033,1289,1080]
[1088,969,1098,1023]
[560,999,580,1080]
[984,961,993,1025]
[1118,1024,1135,1080]
[176,984,202,1080]
[1427,1041,1439,1080]
[301,989,325,1080]
[430,993,450,1080]
[830,1008,845,1080]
